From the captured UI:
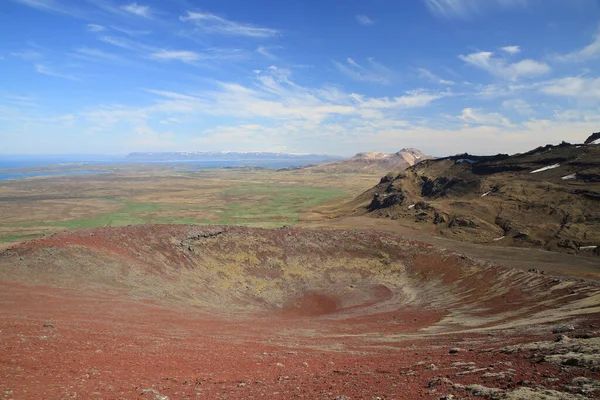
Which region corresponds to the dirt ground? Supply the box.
[1,225,599,399]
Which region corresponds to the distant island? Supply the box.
[126,151,342,163]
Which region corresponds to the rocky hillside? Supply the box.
[345,133,600,256]
[305,148,431,174]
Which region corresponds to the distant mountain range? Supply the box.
[126,151,342,163]
[302,148,432,174]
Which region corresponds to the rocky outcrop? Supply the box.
[347,135,600,256]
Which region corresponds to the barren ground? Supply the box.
[1,168,599,399]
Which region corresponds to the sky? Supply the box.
[1,0,600,156]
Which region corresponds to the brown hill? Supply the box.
[343,137,600,256]
[305,148,431,174]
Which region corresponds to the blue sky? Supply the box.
[1,0,600,156]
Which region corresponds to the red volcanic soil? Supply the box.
[1,225,600,399]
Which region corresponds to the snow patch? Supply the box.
[457,159,476,164]
[580,246,597,250]
[592,138,600,145]
[408,204,415,209]
[561,174,577,180]
[481,191,492,197]
[493,236,505,242]
[531,164,560,174]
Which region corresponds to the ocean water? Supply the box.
[0,170,109,182]
[0,156,312,181]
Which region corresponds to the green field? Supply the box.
[0,171,358,243]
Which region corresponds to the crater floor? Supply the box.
[1,225,599,399]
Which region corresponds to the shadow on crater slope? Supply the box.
[2,225,599,335]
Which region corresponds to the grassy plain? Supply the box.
[0,166,378,244]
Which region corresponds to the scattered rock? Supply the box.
[553,324,575,334]
[449,348,460,354]
[43,323,55,328]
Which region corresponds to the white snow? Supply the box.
[561,174,577,180]
[457,159,476,164]
[481,191,492,197]
[493,236,506,242]
[530,163,560,174]
[414,155,421,159]
[408,204,415,209]
[592,138,600,145]
[579,246,598,250]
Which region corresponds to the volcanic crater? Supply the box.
[1,225,600,398]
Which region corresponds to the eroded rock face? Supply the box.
[421,176,458,198]
[584,132,600,145]
[368,190,405,211]
[349,137,600,256]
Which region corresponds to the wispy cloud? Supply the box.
[424,0,529,19]
[501,45,521,55]
[541,77,600,100]
[417,68,455,85]
[121,2,150,18]
[149,50,203,63]
[334,57,394,85]
[502,98,534,115]
[553,30,600,63]
[459,51,550,80]
[457,107,514,127]
[180,11,279,38]
[356,15,374,26]
[11,0,83,17]
[149,48,245,64]
[11,50,43,61]
[257,46,281,59]
[72,47,128,64]
[35,64,79,80]
[86,23,106,32]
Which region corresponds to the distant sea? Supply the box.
[0,155,313,181]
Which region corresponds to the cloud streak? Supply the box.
[424,0,530,19]
[356,15,374,26]
[459,51,550,80]
[121,2,150,18]
[180,11,279,38]
[35,64,79,80]
[334,57,394,85]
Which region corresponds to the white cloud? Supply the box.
[417,68,455,85]
[121,2,150,18]
[257,46,281,60]
[459,51,550,80]
[149,50,203,63]
[334,57,394,85]
[72,47,126,64]
[180,11,279,38]
[501,45,521,54]
[356,15,374,26]
[87,24,105,32]
[424,0,530,19]
[35,64,79,80]
[458,107,514,127]
[554,31,600,63]
[502,98,534,115]
[11,50,42,61]
[11,0,83,18]
[541,77,600,100]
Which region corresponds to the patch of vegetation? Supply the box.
[218,186,349,227]
[0,234,43,243]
